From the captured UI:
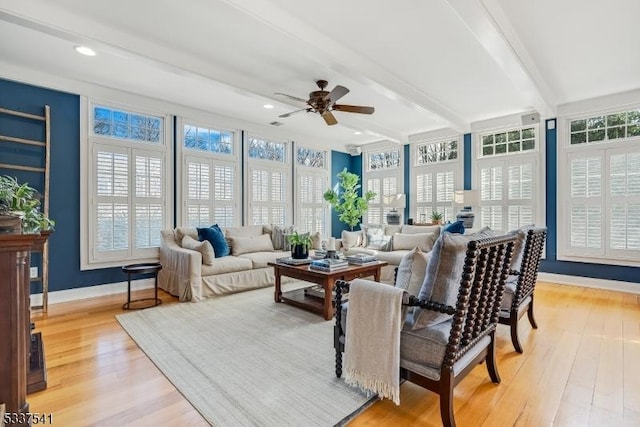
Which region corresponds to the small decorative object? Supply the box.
[287,231,313,259]
[383,193,406,225]
[453,190,480,228]
[0,175,55,233]
[407,218,414,225]
[323,168,376,231]
[430,210,444,225]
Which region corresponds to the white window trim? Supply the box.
[409,136,463,223]
[80,97,173,270]
[244,134,293,226]
[175,117,241,227]
[293,144,331,237]
[557,110,640,267]
[362,145,404,225]
[472,123,546,233]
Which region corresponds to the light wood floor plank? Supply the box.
[26,282,640,426]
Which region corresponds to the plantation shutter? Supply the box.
[95,146,129,257]
[568,153,603,256]
[250,167,288,226]
[186,158,211,228]
[213,163,235,227]
[134,151,164,249]
[608,151,640,256]
[480,165,503,230]
[297,172,328,235]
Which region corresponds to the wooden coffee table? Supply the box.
[268,260,388,320]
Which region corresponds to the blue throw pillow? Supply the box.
[443,220,465,234]
[197,224,230,258]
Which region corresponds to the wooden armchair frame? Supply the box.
[334,234,516,427]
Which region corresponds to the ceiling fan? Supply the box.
[275,80,375,126]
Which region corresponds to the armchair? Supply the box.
[334,233,516,427]
[498,227,547,353]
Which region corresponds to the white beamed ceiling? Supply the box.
[0,0,639,151]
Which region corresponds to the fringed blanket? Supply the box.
[343,279,405,405]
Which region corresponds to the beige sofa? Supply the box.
[340,224,442,284]
[159,225,294,302]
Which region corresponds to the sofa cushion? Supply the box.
[341,230,364,249]
[392,232,437,252]
[224,225,264,239]
[401,319,452,369]
[375,250,410,265]
[271,225,295,250]
[395,247,431,296]
[344,247,379,257]
[411,232,475,329]
[230,234,274,256]
[200,256,253,276]
[239,250,289,268]
[443,220,465,234]
[197,225,230,257]
[181,235,215,265]
[401,224,441,236]
[175,227,198,243]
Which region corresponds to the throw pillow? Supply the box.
[410,232,475,330]
[509,225,534,272]
[401,224,441,236]
[229,233,275,256]
[175,227,198,243]
[363,225,392,251]
[197,224,230,258]
[395,247,431,297]
[272,225,295,250]
[181,235,215,265]
[392,232,438,252]
[443,220,465,234]
[341,230,364,249]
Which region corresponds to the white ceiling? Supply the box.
[1,0,638,151]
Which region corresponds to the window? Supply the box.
[180,122,239,228]
[560,109,640,265]
[295,146,329,236]
[364,148,403,224]
[411,138,462,223]
[84,102,170,269]
[246,135,291,226]
[474,125,543,232]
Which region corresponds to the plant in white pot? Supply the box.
[0,175,55,233]
[323,168,376,231]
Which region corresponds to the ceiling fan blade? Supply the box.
[321,111,338,126]
[279,108,310,118]
[274,92,308,104]
[333,104,375,114]
[323,85,349,104]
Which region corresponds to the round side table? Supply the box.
[122,262,163,310]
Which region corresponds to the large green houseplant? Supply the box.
[323,168,376,231]
[0,175,55,233]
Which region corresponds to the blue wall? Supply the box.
[0,78,124,292]
[330,151,363,237]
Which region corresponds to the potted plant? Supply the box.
[0,175,55,233]
[323,168,376,231]
[287,231,313,259]
[430,210,444,225]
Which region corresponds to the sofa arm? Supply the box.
[159,236,203,302]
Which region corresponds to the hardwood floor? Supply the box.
[28,282,640,426]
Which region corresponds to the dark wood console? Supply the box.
[0,232,50,427]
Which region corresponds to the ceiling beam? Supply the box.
[444,0,556,118]
[220,0,469,133]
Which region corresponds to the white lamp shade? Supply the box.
[383,193,406,208]
[453,190,480,208]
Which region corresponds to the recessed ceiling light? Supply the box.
[74,46,96,57]
[263,104,274,109]
[354,131,362,135]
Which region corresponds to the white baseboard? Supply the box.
[538,272,640,295]
[30,278,156,306]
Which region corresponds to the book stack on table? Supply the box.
[309,258,349,272]
[346,253,378,265]
[276,257,311,265]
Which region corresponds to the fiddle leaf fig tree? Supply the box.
[323,168,376,231]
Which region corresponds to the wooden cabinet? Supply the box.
[0,233,49,427]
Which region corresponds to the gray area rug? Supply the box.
[116,284,374,426]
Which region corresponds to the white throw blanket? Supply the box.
[343,278,406,405]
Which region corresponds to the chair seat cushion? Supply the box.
[400,319,452,370]
[501,276,518,310]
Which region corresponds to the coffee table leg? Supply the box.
[323,278,333,321]
[374,267,381,282]
[274,269,282,303]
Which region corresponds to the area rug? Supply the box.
[116,284,375,426]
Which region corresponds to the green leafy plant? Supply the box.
[430,210,443,224]
[323,168,376,231]
[0,175,55,232]
[286,231,313,249]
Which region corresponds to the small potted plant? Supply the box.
[430,210,444,225]
[287,231,313,259]
[0,175,55,233]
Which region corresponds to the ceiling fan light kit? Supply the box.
[276,80,374,125]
